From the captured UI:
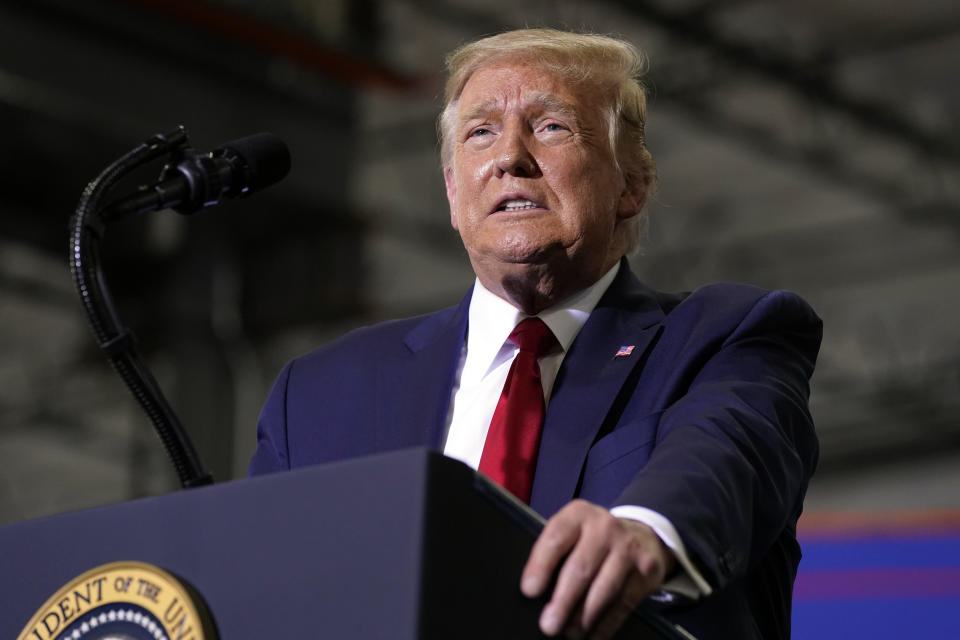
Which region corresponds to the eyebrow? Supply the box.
[528,92,579,120]
[458,92,581,126]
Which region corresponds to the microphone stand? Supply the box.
[69,126,214,489]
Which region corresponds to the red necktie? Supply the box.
[478,317,558,503]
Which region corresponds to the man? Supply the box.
[250,29,820,640]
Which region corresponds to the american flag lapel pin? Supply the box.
[615,345,635,358]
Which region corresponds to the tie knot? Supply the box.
[508,317,558,357]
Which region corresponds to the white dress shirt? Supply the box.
[442,263,711,598]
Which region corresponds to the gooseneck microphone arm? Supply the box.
[69,126,290,489]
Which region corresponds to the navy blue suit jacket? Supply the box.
[250,262,821,639]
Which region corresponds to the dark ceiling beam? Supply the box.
[3,0,416,94]
[116,0,416,92]
[833,19,960,58]
[605,0,960,161]
[0,0,349,129]
[403,0,509,39]
[663,96,960,234]
[640,212,960,293]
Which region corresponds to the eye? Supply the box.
[468,127,492,138]
[540,122,570,133]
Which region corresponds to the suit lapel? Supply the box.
[530,264,665,516]
[374,291,471,452]
[370,265,665,516]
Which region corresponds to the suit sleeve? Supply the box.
[613,289,822,590]
[248,360,294,475]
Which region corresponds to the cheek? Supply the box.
[541,148,598,193]
[451,176,481,232]
[578,161,625,209]
[453,159,492,206]
[468,157,495,188]
[547,164,613,214]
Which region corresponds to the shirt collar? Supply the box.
[463,262,621,384]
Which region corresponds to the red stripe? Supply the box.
[118,0,421,92]
[799,509,960,539]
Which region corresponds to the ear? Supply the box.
[616,169,649,220]
[444,167,459,230]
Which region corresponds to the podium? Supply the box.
[1,448,689,639]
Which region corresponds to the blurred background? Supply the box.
[1,0,958,536]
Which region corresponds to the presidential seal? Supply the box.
[18,561,217,640]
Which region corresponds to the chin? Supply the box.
[495,246,557,266]
[493,233,562,263]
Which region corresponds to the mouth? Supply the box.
[493,197,547,213]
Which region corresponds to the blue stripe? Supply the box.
[793,598,960,639]
[799,536,960,569]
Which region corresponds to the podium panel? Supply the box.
[1,448,686,639]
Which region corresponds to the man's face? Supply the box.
[445,60,643,303]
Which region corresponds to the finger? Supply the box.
[579,547,632,630]
[582,521,669,638]
[620,519,674,582]
[540,518,613,635]
[522,504,587,598]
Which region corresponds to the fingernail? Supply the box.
[522,574,541,595]
[540,606,560,635]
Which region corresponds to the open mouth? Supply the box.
[495,198,544,212]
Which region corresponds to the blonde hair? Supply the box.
[438,28,657,203]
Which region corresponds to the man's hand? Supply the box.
[521,500,676,639]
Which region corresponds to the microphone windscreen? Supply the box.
[220,132,291,192]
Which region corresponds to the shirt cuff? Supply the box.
[610,505,713,599]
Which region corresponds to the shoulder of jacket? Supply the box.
[289,304,461,370]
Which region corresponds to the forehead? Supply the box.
[456,61,605,120]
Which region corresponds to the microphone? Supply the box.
[105,132,291,218]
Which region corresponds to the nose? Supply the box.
[494,127,539,178]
